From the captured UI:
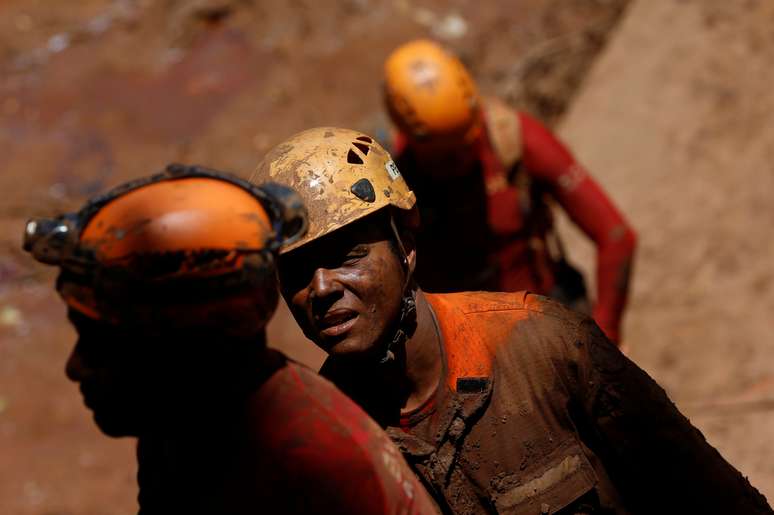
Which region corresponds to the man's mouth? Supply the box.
[316,309,358,338]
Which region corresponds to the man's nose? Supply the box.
[309,267,342,300]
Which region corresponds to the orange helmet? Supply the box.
[24,164,307,336]
[383,39,481,146]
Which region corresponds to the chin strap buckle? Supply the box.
[379,291,417,364]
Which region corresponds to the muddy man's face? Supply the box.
[278,213,408,361]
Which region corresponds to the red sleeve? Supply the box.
[518,112,636,343]
[248,363,437,514]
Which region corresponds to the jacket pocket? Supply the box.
[491,440,598,514]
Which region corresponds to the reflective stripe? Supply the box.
[497,455,582,509]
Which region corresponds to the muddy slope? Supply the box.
[558,0,774,500]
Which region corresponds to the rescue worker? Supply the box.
[24,164,438,515]
[382,39,636,345]
[252,127,772,514]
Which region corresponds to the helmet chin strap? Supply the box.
[379,214,417,364]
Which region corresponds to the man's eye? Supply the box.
[343,249,368,264]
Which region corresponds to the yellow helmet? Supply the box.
[384,39,481,144]
[250,127,416,253]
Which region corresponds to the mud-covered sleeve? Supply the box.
[568,317,772,513]
[520,111,636,344]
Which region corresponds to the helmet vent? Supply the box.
[347,149,364,165]
[350,179,376,202]
[352,141,371,155]
[355,136,373,143]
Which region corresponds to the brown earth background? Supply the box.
[1,0,773,513]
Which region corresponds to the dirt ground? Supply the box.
[557,0,774,502]
[2,0,772,513]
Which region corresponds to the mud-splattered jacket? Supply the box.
[323,292,771,514]
[136,350,437,514]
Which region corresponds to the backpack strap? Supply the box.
[482,96,523,171]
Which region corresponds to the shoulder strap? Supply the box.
[425,293,500,392]
[482,96,523,171]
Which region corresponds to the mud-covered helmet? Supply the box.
[250,127,417,254]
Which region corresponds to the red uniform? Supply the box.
[137,351,438,514]
[393,109,636,343]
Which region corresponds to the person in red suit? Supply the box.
[23,164,437,515]
[383,39,636,344]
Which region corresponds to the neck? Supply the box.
[141,333,284,434]
[394,289,443,413]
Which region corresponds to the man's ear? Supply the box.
[401,230,417,275]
